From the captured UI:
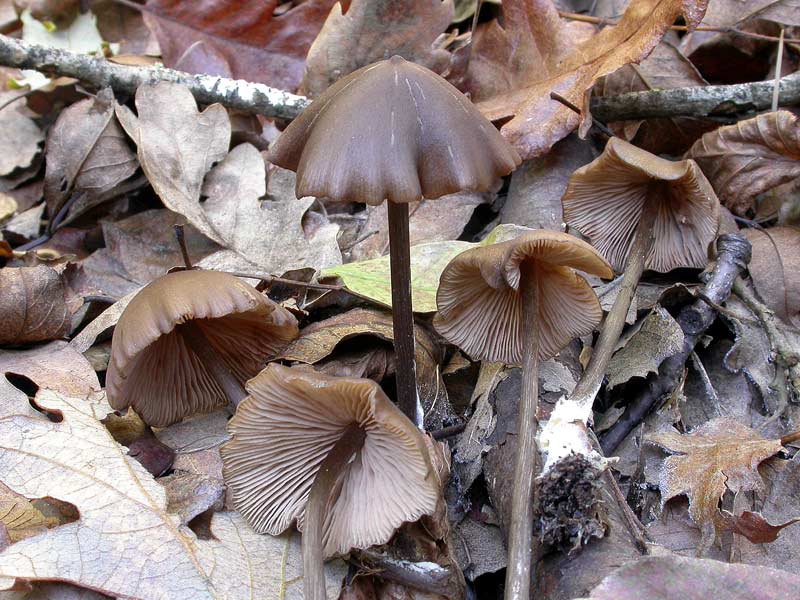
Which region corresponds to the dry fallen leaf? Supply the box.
[116,82,230,245]
[71,209,218,299]
[0,92,44,177]
[303,0,454,97]
[645,417,786,554]
[0,266,71,346]
[589,555,800,600]
[501,134,593,230]
[687,111,800,215]
[142,0,338,91]
[281,307,457,428]
[469,0,708,159]
[197,152,342,275]
[720,510,800,544]
[701,0,800,27]
[349,191,491,262]
[43,88,138,222]
[606,306,684,389]
[0,340,100,402]
[324,223,527,312]
[0,389,346,598]
[742,226,800,328]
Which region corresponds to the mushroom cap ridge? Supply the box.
[268,55,521,205]
[562,137,720,273]
[435,230,613,365]
[106,270,298,427]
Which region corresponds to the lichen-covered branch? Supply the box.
[2,34,800,125]
[590,74,800,121]
[0,34,309,120]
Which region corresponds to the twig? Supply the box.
[600,234,753,453]
[557,11,800,44]
[590,73,800,121]
[772,29,785,112]
[173,224,193,270]
[0,34,309,120]
[550,91,615,137]
[14,190,83,252]
[430,422,466,440]
[4,33,800,126]
[351,549,462,597]
[224,271,344,292]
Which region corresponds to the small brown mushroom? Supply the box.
[269,55,520,422]
[561,138,721,425]
[106,270,298,428]
[434,230,612,600]
[221,363,439,600]
[562,137,720,274]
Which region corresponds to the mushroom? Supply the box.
[434,230,613,600]
[106,269,298,427]
[561,138,720,414]
[221,363,439,600]
[268,55,520,422]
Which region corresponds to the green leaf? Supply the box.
[322,223,530,312]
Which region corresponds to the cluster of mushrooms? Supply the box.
[106,56,721,600]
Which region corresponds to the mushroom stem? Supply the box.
[387,201,419,424]
[176,320,247,407]
[566,201,658,414]
[506,261,541,600]
[303,423,367,600]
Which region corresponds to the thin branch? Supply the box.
[590,73,800,121]
[3,33,798,129]
[600,234,753,454]
[0,34,309,120]
[173,224,193,270]
[557,10,800,44]
[224,271,344,292]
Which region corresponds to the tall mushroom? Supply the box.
[107,269,298,427]
[221,363,439,600]
[434,230,613,600]
[561,137,720,414]
[268,55,520,422]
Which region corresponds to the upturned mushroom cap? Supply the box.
[106,270,298,427]
[562,138,720,273]
[268,55,521,205]
[221,364,439,557]
[434,231,613,365]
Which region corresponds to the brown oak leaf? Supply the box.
[303,0,454,97]
[687,111,800,215]
[468,0,709,159]
[645,417,785,554]
[142,0,338,92]
[741,226,800,328]
[0,266,71,347]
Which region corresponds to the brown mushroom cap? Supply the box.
[268,55,521,205]
[434,230,613,365]
[106,270,298,427]
[221,364,439,557]
[562,137,720,273]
